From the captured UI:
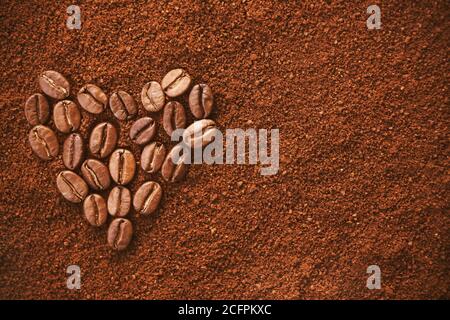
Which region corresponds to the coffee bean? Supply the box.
[133,181,163,215]
[63,133,84,170]
[107,186,131,217]
[110,90,137,120]
[81,159,111,191]
[28,125,59,160]
[129,117,157,145]
[77,84,107,114]
[189,84,214,119]
[161,144,189,182]
[89,122,118,158]
[83,194,107,227]
[107,218,133,251]
[161,68,192,97]
[183,119,218,148]
[53,100,81,133]
[56,170,88,203]
[141,142,166,174]
[109,149,136,185]
[38,70,70,100]
[24,93,50,126]
[141,81,165,112]
[163,101,186,137]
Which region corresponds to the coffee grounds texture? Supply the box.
[0,1,448,299]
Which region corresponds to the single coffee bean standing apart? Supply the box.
[56,170,88,203]
[28,125,59,160]
[189,84,214,119]
[183,119,218,148]
[107,218,133,251]
[63,133,84,170]
[109,90,137,120]
[80,159,111,191]
[133,181,163,215]
[89,122,118,158]
[83,194,107,227]
[163,101,186,137]
[141,81,165,112]
[129,117,157,145]
[77,84,108,114]
[53,100,81,133]
[161,68,192,97]
[161,144,189,182]
[109,149,136,185]
[38,70,70,100]
[107,186,131,217]
[141,142,166,174]
[24,93,50,126]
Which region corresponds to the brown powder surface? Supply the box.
[0,0,449,299]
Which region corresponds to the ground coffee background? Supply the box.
[0,0,448,299]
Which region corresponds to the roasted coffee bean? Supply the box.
[24,93,50,126]
[53,100,81,133]
[63,133,84,170]
[77,84,107,114]
[28,125,59,160]
[81,159,111,191]
[183,119,218,148]
[161,144,189,182]
[83,194,107,227]
[141,142,166,174]
[189,84,214,119]
[107,186,131,217]
[161,68,192,97]
[107,218,133,251]
[129,117,157,145]
[89,122,118,158]
[38,70,70,100]
[141,81,165,112]
[163,101,186,137]
[133,181,163,215]
[56,170,88,203]
[109,149,136,185]
[109,90,137,120]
